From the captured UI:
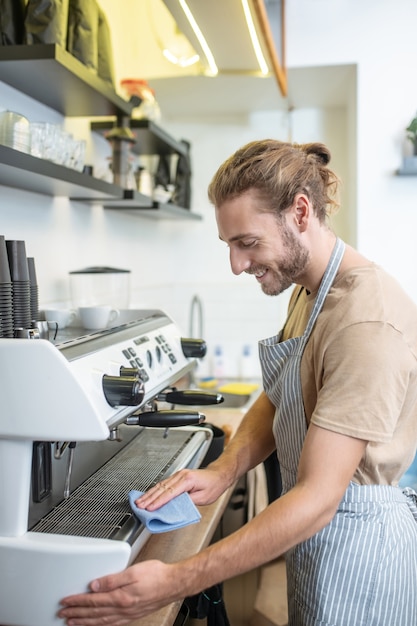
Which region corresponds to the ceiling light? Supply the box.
[147,0,201,71]
[161,27,200,67]
[163,48,200,67]
[241,0,269,75]
[178,0,218,76]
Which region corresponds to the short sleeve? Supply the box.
[309,321,414,443]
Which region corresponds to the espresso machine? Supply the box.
[0,309,222,626]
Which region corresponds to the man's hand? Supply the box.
[58,560,179,626]
[135,465,229,511]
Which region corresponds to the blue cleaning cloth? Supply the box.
[128,489,201,534]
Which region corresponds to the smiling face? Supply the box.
[216,189,310,296]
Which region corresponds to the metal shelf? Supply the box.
[103,191,202,220]
[0,44,132,117]
[0,146,200,218]
[91,121,199,219]
[0,144,123,199]
[91,119,189,157]
[0,47,200,219]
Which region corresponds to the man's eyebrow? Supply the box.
[218,233,252,243]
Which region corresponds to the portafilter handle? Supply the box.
[125,410,205,427]
[157,390,224,406]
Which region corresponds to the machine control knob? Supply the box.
[155,345,162,362]
[120,366,139,377]
[181,338,207,358]
[102,374,145,407]
[146,349,152,368]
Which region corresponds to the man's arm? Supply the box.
[136,391,277,511]
[59,425,367,625]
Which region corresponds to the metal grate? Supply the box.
[31,429,196,540]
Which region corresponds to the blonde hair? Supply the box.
[208,139,340,222]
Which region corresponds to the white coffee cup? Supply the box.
[43,308,77,329]
[79,306,120,330]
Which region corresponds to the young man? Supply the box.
[59,140,417,626]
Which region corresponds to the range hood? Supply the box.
[160,0,287,96]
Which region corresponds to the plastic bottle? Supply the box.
[239,344,253,379]
[212,346,225,379]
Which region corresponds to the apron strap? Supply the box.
[303,237,345,340]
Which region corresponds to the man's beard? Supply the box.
[255,222,310,296]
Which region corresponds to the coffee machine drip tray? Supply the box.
[31,427,208,547]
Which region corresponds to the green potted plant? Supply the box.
[406,114,417,156]
[400,113,417,173]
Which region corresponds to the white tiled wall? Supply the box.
[132,280,290,379]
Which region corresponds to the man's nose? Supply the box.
[230,248,251,275]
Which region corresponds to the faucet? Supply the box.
[188,294,204,387]
[189,294,204,339]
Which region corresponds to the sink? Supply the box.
[218,392,252,408]
[199,380,261,410]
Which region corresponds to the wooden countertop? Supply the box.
[129,407,247,626]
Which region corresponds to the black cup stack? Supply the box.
[0,235,13,338]
[27,257,40,322]
[6,239,32,335]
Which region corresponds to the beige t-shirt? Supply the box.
[282,264,417,485]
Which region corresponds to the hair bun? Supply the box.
[303,142,331,165]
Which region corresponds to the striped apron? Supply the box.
[259,238,417,625]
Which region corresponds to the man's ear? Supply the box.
[293,193,310,231]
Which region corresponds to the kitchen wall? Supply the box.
[1,0,416,377]
[286,0,417,289]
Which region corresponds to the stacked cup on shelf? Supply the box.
[0,111,31,154]
[29,121,86,171]
[0,110,87,172]
[6,239,32,335]
[0,236,13,338]
[27,257,39,323]
[0,236,54,340]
